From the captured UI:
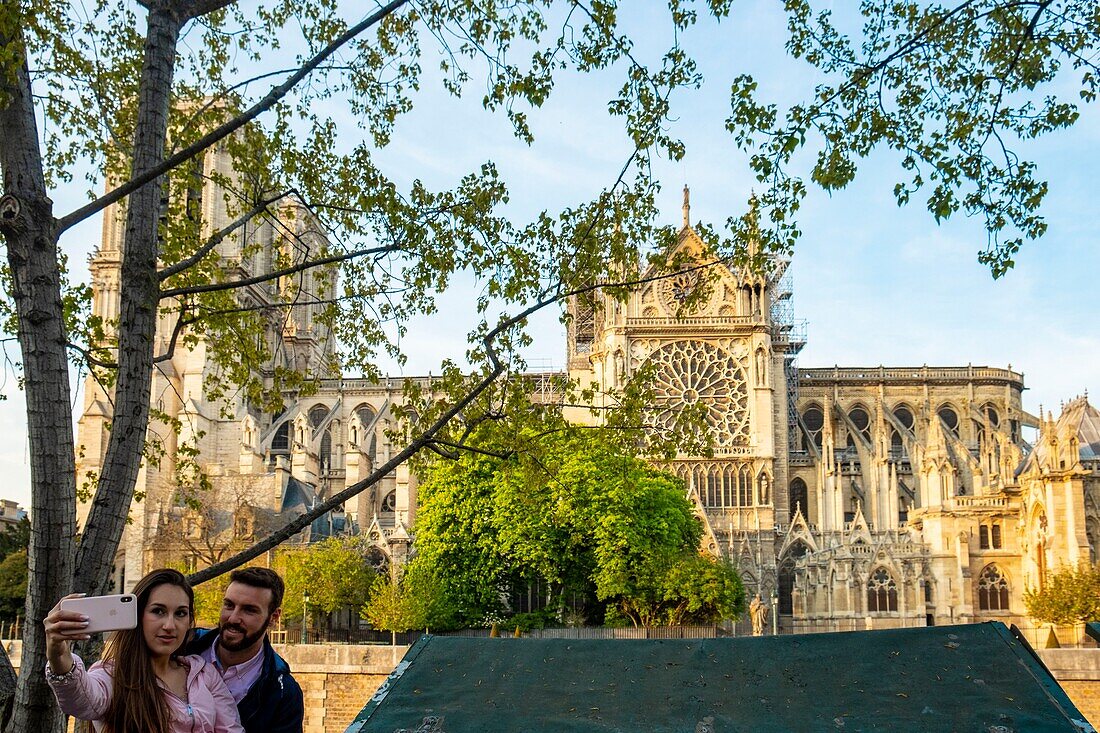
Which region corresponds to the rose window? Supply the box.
[661,270,701,311]
[645,340,750,448]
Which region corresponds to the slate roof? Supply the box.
[1023,397,1100,473]
[280,476,316,514]
[346,622,1094,733]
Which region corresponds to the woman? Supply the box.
[44,568,243,733]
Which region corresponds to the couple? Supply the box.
[44,567,303,733]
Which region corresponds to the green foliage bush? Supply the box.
[1024,563,1100,626]
[507,609,557,632]
[413,426,747,628]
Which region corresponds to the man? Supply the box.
[186,567,305,733]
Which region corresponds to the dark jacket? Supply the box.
[185,628,304,733]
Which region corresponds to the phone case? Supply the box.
[60,594,139,634]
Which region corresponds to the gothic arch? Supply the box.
[1028,503,1050,584]
[354,403,377,427]
[754,347,768,385]
[365,545,390,573]
[866,566,899,613]
[891,404,915,449]
[976,564,1010,612]
[320,428,335,471]
[738,464,752,506]
[846,403,871,445]
[937,403,960,436]
[789,477,808,518]
[271,421,290,452]
[756,468,771,506]
[308,403,330,428]
[1084,493,1099,564]
[801,404,824,449]
[777,541,810,615]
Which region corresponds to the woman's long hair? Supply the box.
[101,568,194,733]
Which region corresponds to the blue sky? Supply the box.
[2,1,1097,508]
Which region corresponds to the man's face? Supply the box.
[219,581,281,653]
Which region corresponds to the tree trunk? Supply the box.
[74,7,183,597]
[0,6,76,730]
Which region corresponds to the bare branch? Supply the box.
[159,241,403,299]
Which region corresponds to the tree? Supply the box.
[412,426,744,627]
[0,550,27,621]
[275,537,377,625]
[727,1,1100,277]
[364,573,406,646]
[0,518,29,560]
[361,562,458,643]
[616,552,744,628]
[2,2,1096,729]
[0,520,28,622]
[1024,562,1100,627]
[152,476,284,575]
[0,2,708,728]
[399,559,460,633]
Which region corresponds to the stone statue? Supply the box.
[749,593,768,636]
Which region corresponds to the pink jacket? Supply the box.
[47,654,244,733]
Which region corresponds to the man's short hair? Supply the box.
[229,566,285,613]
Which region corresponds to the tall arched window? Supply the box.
[356,404,376,425]
[778,542,809,615]
[320,429,332,472]
[1087,516,1099,565]
[722,464,736,507]
[706,467,719,507]
[738,464,753,506]
[848,406,870,445]
[802,406,824,449]
[891,405,914,450]
[937,405,959,436]
[789,478,808,518]
[867,568,898,612]
[977,565,1010,611]
[271,422,290,452]
[308,404,329,428]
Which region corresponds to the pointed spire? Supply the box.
[682,185,691,229]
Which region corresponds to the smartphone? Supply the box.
[60,594,138,634]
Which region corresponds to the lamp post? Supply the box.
[771,590,779,636]
[301,590,310,644]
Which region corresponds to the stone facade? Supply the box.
[564,203,1098,634]
[77,170,1099,637]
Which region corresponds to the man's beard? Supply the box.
[218,617,271,653]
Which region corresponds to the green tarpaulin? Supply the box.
[347,622,1094,732]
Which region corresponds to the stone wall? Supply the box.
[1038,648,1100,727]
[274,643,409,733]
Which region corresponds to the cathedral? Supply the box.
[76,151,1100,637]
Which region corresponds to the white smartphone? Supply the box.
[60,594,138,634]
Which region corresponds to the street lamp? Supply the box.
[301,590,311,644]
[771,590,779,636]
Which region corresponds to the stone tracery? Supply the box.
[645,340,750,450]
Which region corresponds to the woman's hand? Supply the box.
[43,594,90,675]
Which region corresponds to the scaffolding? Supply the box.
[769,261,808,451]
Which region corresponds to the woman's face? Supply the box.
[142,584,192,659]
